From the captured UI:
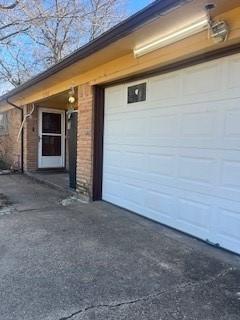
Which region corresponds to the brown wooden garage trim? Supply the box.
[103,43,240,88]
[92,43,240,200]
[93,86,105,201]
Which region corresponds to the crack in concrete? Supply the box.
[0,205,64,218]
[17,206,61,213]
[58,267,234,320]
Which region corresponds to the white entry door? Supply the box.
[38,108,65,168]
[103,53,240,254]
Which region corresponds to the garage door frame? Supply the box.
[92,43,240,201]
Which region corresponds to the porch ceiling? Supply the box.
[35,90,77,110]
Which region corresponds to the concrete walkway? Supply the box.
[0,174,239,320]
[25,171,72,193]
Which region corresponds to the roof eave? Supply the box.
[0,0,190,103]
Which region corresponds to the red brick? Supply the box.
[0,108,22,170]
[76,84,94,200]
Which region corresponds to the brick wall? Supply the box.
[76,84,94,200]
[0,108,22,170]
[23,105,38,171]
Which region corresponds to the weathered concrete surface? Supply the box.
[0,174,239,320]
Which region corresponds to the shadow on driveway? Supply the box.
[0,174,240,320]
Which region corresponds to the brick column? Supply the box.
[76,84,94,200]
[23,104,38,172]
[0,108,22,170]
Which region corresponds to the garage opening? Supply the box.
[102,53,240,254]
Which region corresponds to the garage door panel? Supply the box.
[145,177,176,196]
[174,190,214,241]
[217,208,240,240]
[122,151,147,172]
[177,198,210,229]
[148,73,180,102]
[102,175,123,200]
[145,190,174,215]
[214,189,240,204]
[222,104,240,149]
[105,86,124,110]
[182,62,221,95]
[120,171,147,185]
[103,149,123,169]
[180,110,216,138]
[122,182,145,205]
[145,190,212,240]
[177,197,211,234]
[178,105,219,149]
[124,117,147,136]
[104,118,123,138]
[103,53,240,254]
[214,201,240,253]
[148,150,216,196]
[181,62,226,104]
[221,160,240,189]
[178,156,216,185]
[150,114,178,139]
[217,151,240,199]
[224,108,240,136]
[148,153,175,177]
[227,55,240,90]
[175,180,216,201]
[108,193,146,217]
[148,138,179,148]
[104,148,240,203]
[103,178,120,194]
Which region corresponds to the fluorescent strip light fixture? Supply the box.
[134,17,209,57]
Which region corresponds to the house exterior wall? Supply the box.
[0,108,22,170]
[23,105,38,171]
[0,5,239,198]
[76,84,94,199]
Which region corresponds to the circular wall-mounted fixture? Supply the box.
[68,95,75,104]
[68,87,76,104]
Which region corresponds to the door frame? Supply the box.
[68,112,78,189]
[38,108,66,169]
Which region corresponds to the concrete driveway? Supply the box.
[0,174,240,320]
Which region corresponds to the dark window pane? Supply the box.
[42,112,61,134]
[42,136,61,156]
[128,83,146,104]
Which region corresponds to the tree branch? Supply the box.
[0,0,19,10]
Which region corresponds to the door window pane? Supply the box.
[42,136,61,156]
[42,112,61,134]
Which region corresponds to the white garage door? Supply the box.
[103,53,240,254]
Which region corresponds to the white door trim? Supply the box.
[38,108,65,169]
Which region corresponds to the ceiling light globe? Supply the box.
[68,96,75,104]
